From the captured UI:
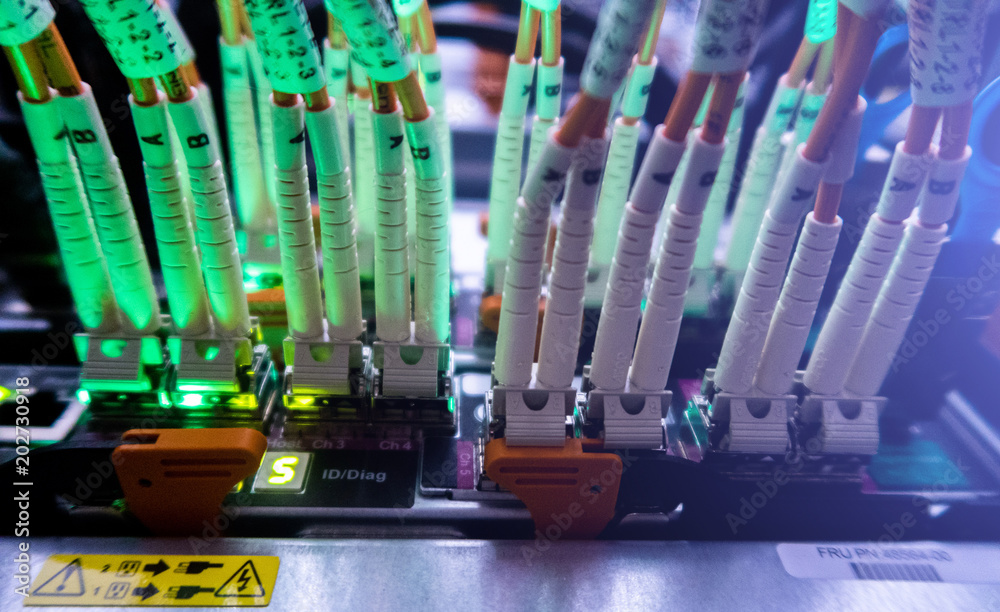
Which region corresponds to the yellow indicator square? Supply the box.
[25,554,279,607]
[252,451,311,492]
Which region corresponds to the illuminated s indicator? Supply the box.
[253,451,311,492]
[268,456,299,485]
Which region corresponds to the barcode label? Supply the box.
[850,561,943,582]
[777,543,1000,585]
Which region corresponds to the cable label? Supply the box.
[0,0,55,46]
[244,0,325,94]
[79,0,182,79]
[326,0,411,83]
[907,0,987,107]
[690,0,768,75]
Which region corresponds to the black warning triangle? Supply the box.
[32,558,86,597]
[214,560,265,598]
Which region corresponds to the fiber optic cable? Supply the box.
[0,4,120,334]
[496,0,659,389]
[589,0,769,394]
[714,1,887,396]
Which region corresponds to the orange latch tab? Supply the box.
[113,428,267,535]
[484,438,622,539]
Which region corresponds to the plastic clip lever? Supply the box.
[113,428,267,535]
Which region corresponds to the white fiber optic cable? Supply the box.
[845,147,971,397]
[220,39,272,231]
[306,103,366,341]
[372,109,413,342]
[58,84,161,335]
[167,90,251,337]
[591,57,656,269]
[18,92,121,334]
[352,93,378,273]
[536,135,609,389]
[406,111,451,344]
[494,133,575,387]
[713,145,828,394]
[494,0,657,388]
[753,96,865,396]
[804,142,930,395]
[588,129,687,391]
[131,95,213,337]
[725,76,801,274]
[629,132,726,392]
[270,99,325,341]
[485,57,535,281]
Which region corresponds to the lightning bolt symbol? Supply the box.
[236,569,251,592]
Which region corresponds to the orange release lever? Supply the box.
[484,438,622,539]
[113,428,267,535]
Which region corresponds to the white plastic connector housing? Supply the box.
[799,395,883,455]
[587,370,670,450]
[704,369,794,454]
[492,365,576,447]
[375,323,449,398]
[283,334,363,396]
[754,213,842,396]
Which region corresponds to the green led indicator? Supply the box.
[76,389,91,405]
[805,0,837,44]
[0,386,11,403]
[179,393,203,407]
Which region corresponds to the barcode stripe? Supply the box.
[848,562,943,582]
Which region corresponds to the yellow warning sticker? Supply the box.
[25,554,279,607]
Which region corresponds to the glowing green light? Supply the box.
[448,397,456,413]
[806,0,837,44]
[159,392,172,408]
[76,389,91,404]
[267,456,300,485]
[179,393,203,407]
[0,386,11,403]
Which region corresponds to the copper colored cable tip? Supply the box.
[32,24,82,96]
[663,71,713,142]
[540,6,561,67]
[903,105,942,155]
[415,1,438,54]
[803,13,881,163]
[395,71,430,121]
[787,38,819,89]
[638,0,668,66]
[217,0,242,45]
[3,41,50,103]
[272,90,299,108]
[514,3,541,64]
[304,88,331,112]
[128,78,161,106]
[327,13,348,49]
[812,180,844,224]
[940,100,973,161]
[555,93,610,148]
[372,81,399,114]
[701,71,744,145]
[160,68,194,103]
[810,41,835,93]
